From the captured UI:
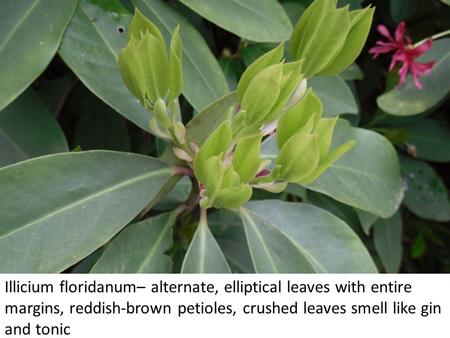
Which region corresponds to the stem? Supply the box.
[174,166,193,177]
[178,175,199,220]
[199,207,207,227]
[415,29,450,47]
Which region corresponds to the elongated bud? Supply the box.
[173,147,192,162]
[149,117,170,140]
[286,79,308,109]
[154,98,170,129]
[173,121,186,145]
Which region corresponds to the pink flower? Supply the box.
[369,22,436,89]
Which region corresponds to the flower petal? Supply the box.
[411,39,433,57]
[377,24,394,41]
[395,22,406,44]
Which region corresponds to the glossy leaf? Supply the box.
[0,0,77,110]
[282,2,305,25]
[59,0,151,131]
[403,119,450,163]
[373,211,403,273]
[390,0,418,22]
[307,191,362,235]
[239,200,377,273]
[91,210,179,273]
[133,0,229,111]
[181,217,231,273]
[0,151,175,272]
[401,156,450,222]
[377,39,450,116]
[355,208,378,235]
[309,76,359,117]
[179,0,292,43]
[340,63,364,80]
[0,90,68,167]
[209,210,254,273]
[154,176,191,211]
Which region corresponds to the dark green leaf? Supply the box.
[355,208,378,235]
[403,119,450,163]
[0,151,175,272]
[282,2,305,25]
[239,200,377,273]
[59,0,151,130]
[373,211,403,273]
[179,0,292,42]
[0,0,77,110]
[181,215,231,273]
[401,156,450,222]
[309,76,359,117]
[91,210,179,272]
[0,89,68,167]
[390,0,418,22]
[209,210,254,273]
[307,191,361,234]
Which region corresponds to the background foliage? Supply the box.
[0,0,449,272]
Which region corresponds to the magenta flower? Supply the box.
[369,22,436,89]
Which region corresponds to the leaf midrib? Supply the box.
[227,0,288,32]
[0,167,173,241]
[0,127,29,159]
[239,208,278,272]
[242,207,325,273]
[136,212,176,272]
[79,3,120,61]
[0,0,40,55]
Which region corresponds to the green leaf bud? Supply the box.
[213,184,253,209]
[172,121,186,145]
[290,0,351,77]
[119,9,184,114]
[276,89,323,149]
[168,25,183,101]
[241,64,283,126]
[318,6,375,76]
[300,140,355,185]
[193,120,232,185]
[237,43,284,102]
[154,97,170,129]
[232,133,263,183]
[276,133,320,183]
